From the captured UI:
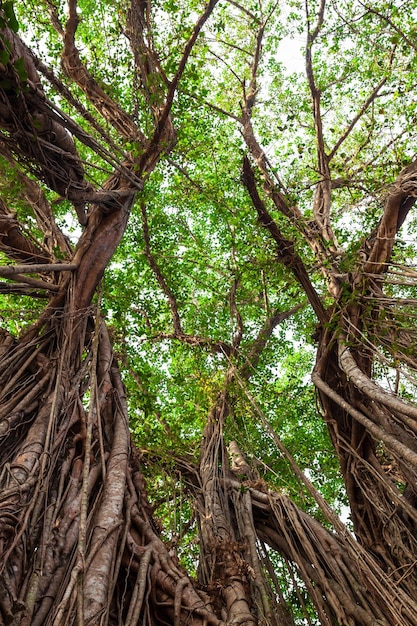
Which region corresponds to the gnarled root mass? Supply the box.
[2,297,416,626]
[0,309,222,626]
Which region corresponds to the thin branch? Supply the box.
[206,37,252,57]
[245,21,265,114]
[0,264,77,275]
[328,77,388,161]
[162,0,219,115]
[240,303,305,379]
[229,274,244,349]
[0,283,48,296]
[153,332,234,357]
[359,2,417,52]
[305,1,338,250]
[125,0,170,122]
[306,0,326,42]
[207,48,243,85]
[180,91,242,122]
[226,0,259,22]
[45,0,64,35]
[241,1,280,115]
[0,271,59,291]
[141,202,182,335]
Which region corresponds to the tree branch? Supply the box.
[0,263,77,275]
[241,156,328,324]
[152,332,234,358]
[312,370,417,469]
[305,0,341,252]
[0,200,50,265]
[0,271,59,291]
[0,27,94,224]
[229,274,244,349]
[141,202,183,335]
[61,0,144,143]
[363,161,417,274]
[328,77,388,161]
[337,338,417,422]
[239,303,305,379]
[360,2,417,52]
[139,0,219,173]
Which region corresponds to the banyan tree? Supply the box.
[1,0,417,624]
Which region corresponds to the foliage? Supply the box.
[0,0,417,625]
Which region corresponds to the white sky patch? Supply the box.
[277,35,305,75]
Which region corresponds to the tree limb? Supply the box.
[241,155,328,324]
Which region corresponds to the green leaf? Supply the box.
[2,1,19,32]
